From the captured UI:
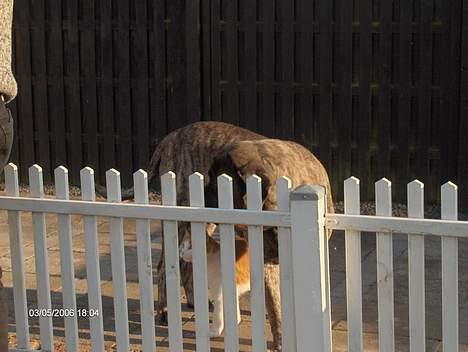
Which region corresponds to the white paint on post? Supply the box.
[277,176,296,352]
[189,172,210,352]
[5,163,30,350]
[55,166,79,351]
[407,180,425,352]
[375,178,394,352]
[247,175,267,352]
[218,174,239,352]
[161,172,183,352]
[29,165,54,351]
[290,185,331,352]
[441,182,458,352]
[344,177,363,352]
[80,167,105,351]
[133,170,156,352]
[105,169,130,352]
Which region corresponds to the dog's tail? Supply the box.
[94,139,164,201]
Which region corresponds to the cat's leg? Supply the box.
[264,263,282,352]
[210,286,224,337]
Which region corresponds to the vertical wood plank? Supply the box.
[30,1,51,178]
[189,173,210,352]
[100,0,116,172]
[277,176,296,351]
[336,0,353,193]
[115,0,133,184]
[358,0,372,192]
[224,0,239,124]
[48,0,67,167]
[105,169,130,352]
[247,175,267,352]
[80,167,105,351]
[407,180,425,352]
[458,0,468,209]
[55,166,79,350]
[63,0,82,184]
[261,0,275,136]
[318,0,332,170]
[132,2,150,169]
[29,165,54,351]
[217,174,239,351]
[398,0,411,190]
[279,0,294,139]
[241,0,257,131]
[186,0,201,123]
[441,182,458,351]
[133,170,156,352]
[5,164,30,349]
[80,0,99,172]
[161,172,183,351]
[290,185,331,352]
[375,178,394,352]
[344,177,363,352]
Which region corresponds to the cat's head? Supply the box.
[179,222,218,262]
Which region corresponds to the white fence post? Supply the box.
[246,175,267,352]
[5,163,30,350]
[189,172,210,352]
[441,182,458,351]
[54,166,79,351]
[407,180,425,352]
[344,177,363,352]
[290,185,331,352]
[161,172,184,352]
[29,165,54,352]
[105,169,130,352]
[80,167,105,351]
[133,170,156,352]
[375,178,394,352]
[277,176,296,352]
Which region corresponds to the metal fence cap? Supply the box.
[290,185,325,201]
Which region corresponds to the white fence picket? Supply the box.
[161,172,183,352]
[106,169,130,352]
[218,174,239,351]
[407,180,425,352]
[441,182,459,351]
[29,165,54,351]
[189,172,210,352]
[133,170,156,352]
[277,176,296,351]
[375,178,394,352]
[344,177,363,352]
[246,175,267,352]
[80,167,105,351]
[5,163,30,350]
[54,166,79,351]
[290,185,331,352]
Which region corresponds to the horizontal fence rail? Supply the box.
[0,197,290,227]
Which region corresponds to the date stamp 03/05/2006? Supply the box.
[28,308,100,318]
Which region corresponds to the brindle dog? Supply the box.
[203,138,334,351]
[96,121,265,321]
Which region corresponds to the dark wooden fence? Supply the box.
[8,0,468,207]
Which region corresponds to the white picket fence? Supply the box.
[1,163,467,351]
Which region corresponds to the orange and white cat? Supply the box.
[179,223,250,337]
